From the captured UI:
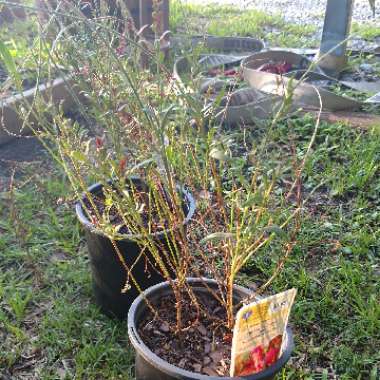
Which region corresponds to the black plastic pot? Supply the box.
[128,278,294,380]
[75,179,196,319]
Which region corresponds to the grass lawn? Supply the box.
[0,157,135,379]
[170,1,319,48]
[170,0,380,48]
[1,1,380,379]
[352,21,380,42]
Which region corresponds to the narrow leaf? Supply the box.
[209,148,229,162]
[200,232,235,244]
[0,41,21,87]
[131,157,155,171]
[71,151,87,162]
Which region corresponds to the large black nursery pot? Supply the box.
[128,278,294,380]
[75,178,196,319]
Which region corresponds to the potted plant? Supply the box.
[128,279,294,380]
[34,62,198,318]
[38,92,301,375]
[75,175,195,318]
[15,5,312,376]
[121,123,302,377]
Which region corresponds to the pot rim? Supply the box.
[128,278,294,380]
[240,50,324,77]
[75,176,196,240]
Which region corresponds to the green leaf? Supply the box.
[160,104,175,128]
[131,157,155,172]
[263,225,288,239]
[71,151,87,162]
[200,232,235,244]
[370,366,378,380]
[0,41,22,87]
[104,197,113,207]
[209,147,229,162]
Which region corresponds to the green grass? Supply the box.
[352,21,380,41]
[170,0,318,48]
[0,162,134,379]
[241,119,380,379]
[170,1,379,48]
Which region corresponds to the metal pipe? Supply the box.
[317,0,354,76]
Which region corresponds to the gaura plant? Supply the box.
[7,2,321,376]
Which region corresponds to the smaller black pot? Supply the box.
[75,178,195,319]
[128,278,294,380]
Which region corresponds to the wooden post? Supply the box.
[125,0,140,28]
[139,0,169,37]
[317,0,354,76]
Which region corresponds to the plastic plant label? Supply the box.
[230,289,297,377]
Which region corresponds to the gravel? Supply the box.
[187,0,379,26]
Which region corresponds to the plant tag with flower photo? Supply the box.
[230,289,297,377]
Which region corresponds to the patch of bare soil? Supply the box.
[138,292,234,376]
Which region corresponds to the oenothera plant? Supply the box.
[9,1,317,334]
